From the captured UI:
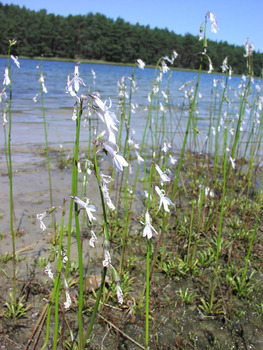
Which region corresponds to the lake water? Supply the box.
[0,57,262,155]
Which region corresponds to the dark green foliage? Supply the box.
[0,2,263,76]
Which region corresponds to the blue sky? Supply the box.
[3,0,263,52]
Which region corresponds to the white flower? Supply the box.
[155,186,174,212]
[116,282,123,304]
[171,51,178,63]
[162,142,168,153]
[64,290,71,310]
[39,73,48,93]
[221,57,229,73]
[72,104,78,121]
[102,249,111,267]
[89,230,98,248]
[141,211,158,240]
[11,55,20,68]
[137,58,145,69]
[144,191,152,200]
[44,263,53,279]
[204,186,214,197]
[3,67,10,86]
[244,38,254,57]
[207,12,219,33]
[64,280,71,309]
[67,63,86,93]
[90,95,119,145]
[135,150,144,165]
[169,155,177,165]
[101,183,115,210]
[207,56,214,74]
[155,164,170,183]
[230,156,236,169]
[37,211,48,231]
[161,61,170,73]
[70,196,97,222]
[32,93,39,103]
[103,143,128,172]
[2,110,7,126]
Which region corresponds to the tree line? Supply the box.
[0,3,262,76]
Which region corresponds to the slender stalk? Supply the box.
[210,124,228,312]
[83,144,109,345]
[145,237,150,349]
[171,56,203,201]
[241,218,258,288]
[6,41,16,305]
[53,200,66,350]
[65,100,82,276]
[38,61,54,231]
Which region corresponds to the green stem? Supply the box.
[53,200,66,350]
[83,143,109,345]
[39,61,54,231]
[65,101,82,276]
[6,43,16,305]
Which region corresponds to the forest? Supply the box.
[0,2,263,76]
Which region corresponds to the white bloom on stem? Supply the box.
[230,156,236,169]
[70,196,97,223]
[44,263,53,279]
[155,186,174,212]
[221,57,229,73]
[162,142,168,153]
[171,50,178,63]
[116,282,123,304]
[144,191,152,200]
[32,93,39,103]
[207,12,219,33]
[89,230,98,248]
[103,142,128,172]
[169,155,177,165]
[244,38,254,57]
[3,67,10,86]
[2,111,7,126]
[135,150,144,165]
[155,164,170,183]
[64,280,71,310]
[37,211,48,231]
[67,63,86,93]
[101,183,115,210]
[102,249,111,267]
[161,60,170,73]
[72,104,78,121]
[90,95,119,145]
[11,55,20,68]
[141,211,158,240]
[64,290,71,310]
[137,58,145,69]
[39,73,48,93]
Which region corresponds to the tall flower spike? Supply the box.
[70,196,97,223]
[155,186,174,212]
[140,211,158,240]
